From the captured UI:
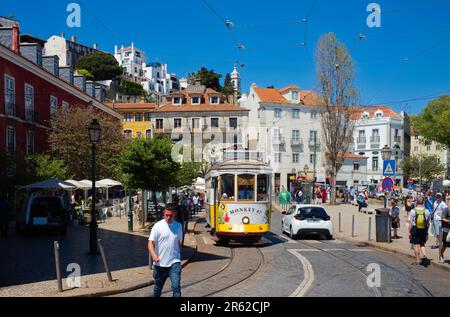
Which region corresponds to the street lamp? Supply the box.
[381,145,392,208]
[304,164,310,176]
[88,119,101,254]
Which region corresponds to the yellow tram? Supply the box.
[205,159,273,244]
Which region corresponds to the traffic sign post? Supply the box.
[383,160,396,177]
[382,177,394,193]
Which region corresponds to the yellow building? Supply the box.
[107,103,156,139]
[411,130,450,178]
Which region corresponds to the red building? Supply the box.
[0,23,121,179]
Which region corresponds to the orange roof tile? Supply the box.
[351,106,401,120]
[254,88,287,104]
[301,90,323,106]
[278,85,301,93]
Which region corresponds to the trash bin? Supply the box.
[375,208,392,243]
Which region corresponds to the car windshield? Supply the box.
[30,197,64,218]
[298,207,329,220]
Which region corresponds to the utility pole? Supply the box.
[312,135,317,203]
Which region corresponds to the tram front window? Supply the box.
[238,174,255,201]
[257,175,269,202]
[220,174,235,201]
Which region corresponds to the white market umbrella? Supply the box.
[65,180,90,189]
[95,179,123,201]
[22,179,76,190]
[79,180,94,203]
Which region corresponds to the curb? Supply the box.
[272,204,450,273]
[66,217,201,298]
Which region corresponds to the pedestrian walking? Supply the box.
[0,194,10,238]
[390,198,400,239]
[438,196,450,263]
[295,189,303,204]
[430,193,447,250]
[315,188,322,205]
[192,193,200,215]
[148,204,184,297]
[409,196,431,266]
[357,192,366,213]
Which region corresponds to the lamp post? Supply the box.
[381,145,392,209]
[88,119,101,254]
[304,165,310,203]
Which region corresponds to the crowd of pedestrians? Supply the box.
[400,191,450,265]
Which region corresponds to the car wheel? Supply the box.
[326,234,333,240]
[290,226,295,239]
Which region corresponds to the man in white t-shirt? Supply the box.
[148,204,184,297]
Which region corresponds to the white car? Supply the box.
[281,204,333,240]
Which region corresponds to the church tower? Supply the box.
[230,65,241,94]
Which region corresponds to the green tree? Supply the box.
[222,73,234,94]
[48,106,127,180]
[75,52,122,81]
[412,95,450,148]
[187,67,222,91]
[400,154,446,185]
[120,79,146,96]
[76,69,95,81]
[174,162,200,188]
[25,154,70,181]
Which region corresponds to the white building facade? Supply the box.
[142,62,179,95]
[241,84,326,194]
[45,34,101,68]
[114,43,147,81]
[352,106,408,187]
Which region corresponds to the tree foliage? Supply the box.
[48,106,127,180]
[25,154,70,181]
[174,162,200,188]
[315,32,358,204]
[75,52,122,81]
[76,69,94,81]
[222,73,234,95]
[400,154,446,183]
[187,67,222,91]
[120,79,146,96]
[412,95,450,148]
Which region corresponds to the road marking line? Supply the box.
[288,250,315,297]
[322,248,346,252]
[305,240,322,244]
[328,240,345,244]
[349,249,374,252]
[289,249,321,252]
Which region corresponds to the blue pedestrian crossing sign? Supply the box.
[383,160,396,176]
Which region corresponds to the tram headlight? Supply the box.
[242,217,250,225]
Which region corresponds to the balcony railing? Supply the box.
[5,102,17,117]
[370,136,380,143]
[273,136,286,145]
[357,137,366,144]
[291,138,303,146]
[309,139,320,147]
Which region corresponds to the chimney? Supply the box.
[95,85,105,101]
[42,55,60,76]
[59,66,74,84]
[114,45,118,54]
[93,43,98,50]
[12,24,20,54]
[86,81,95,97]
[73,75,86,92]
[61,32,65,38]
[20,43,43,65]
[71,35,77,43]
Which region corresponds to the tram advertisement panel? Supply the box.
[217,203,270,225]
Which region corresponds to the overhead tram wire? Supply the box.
[367,89,450,107]
[75,0,126,44]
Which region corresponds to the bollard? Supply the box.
[368,217,372,241]
[352,215,355,238]
[439,226,443,259]
[98,239,113,282]
[54,241,63,292]
[338,212,342,233]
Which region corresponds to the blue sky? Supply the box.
[3,0,450,114]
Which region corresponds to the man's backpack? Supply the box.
[414,208,428,229]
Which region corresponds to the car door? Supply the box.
[283,206,296,231]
